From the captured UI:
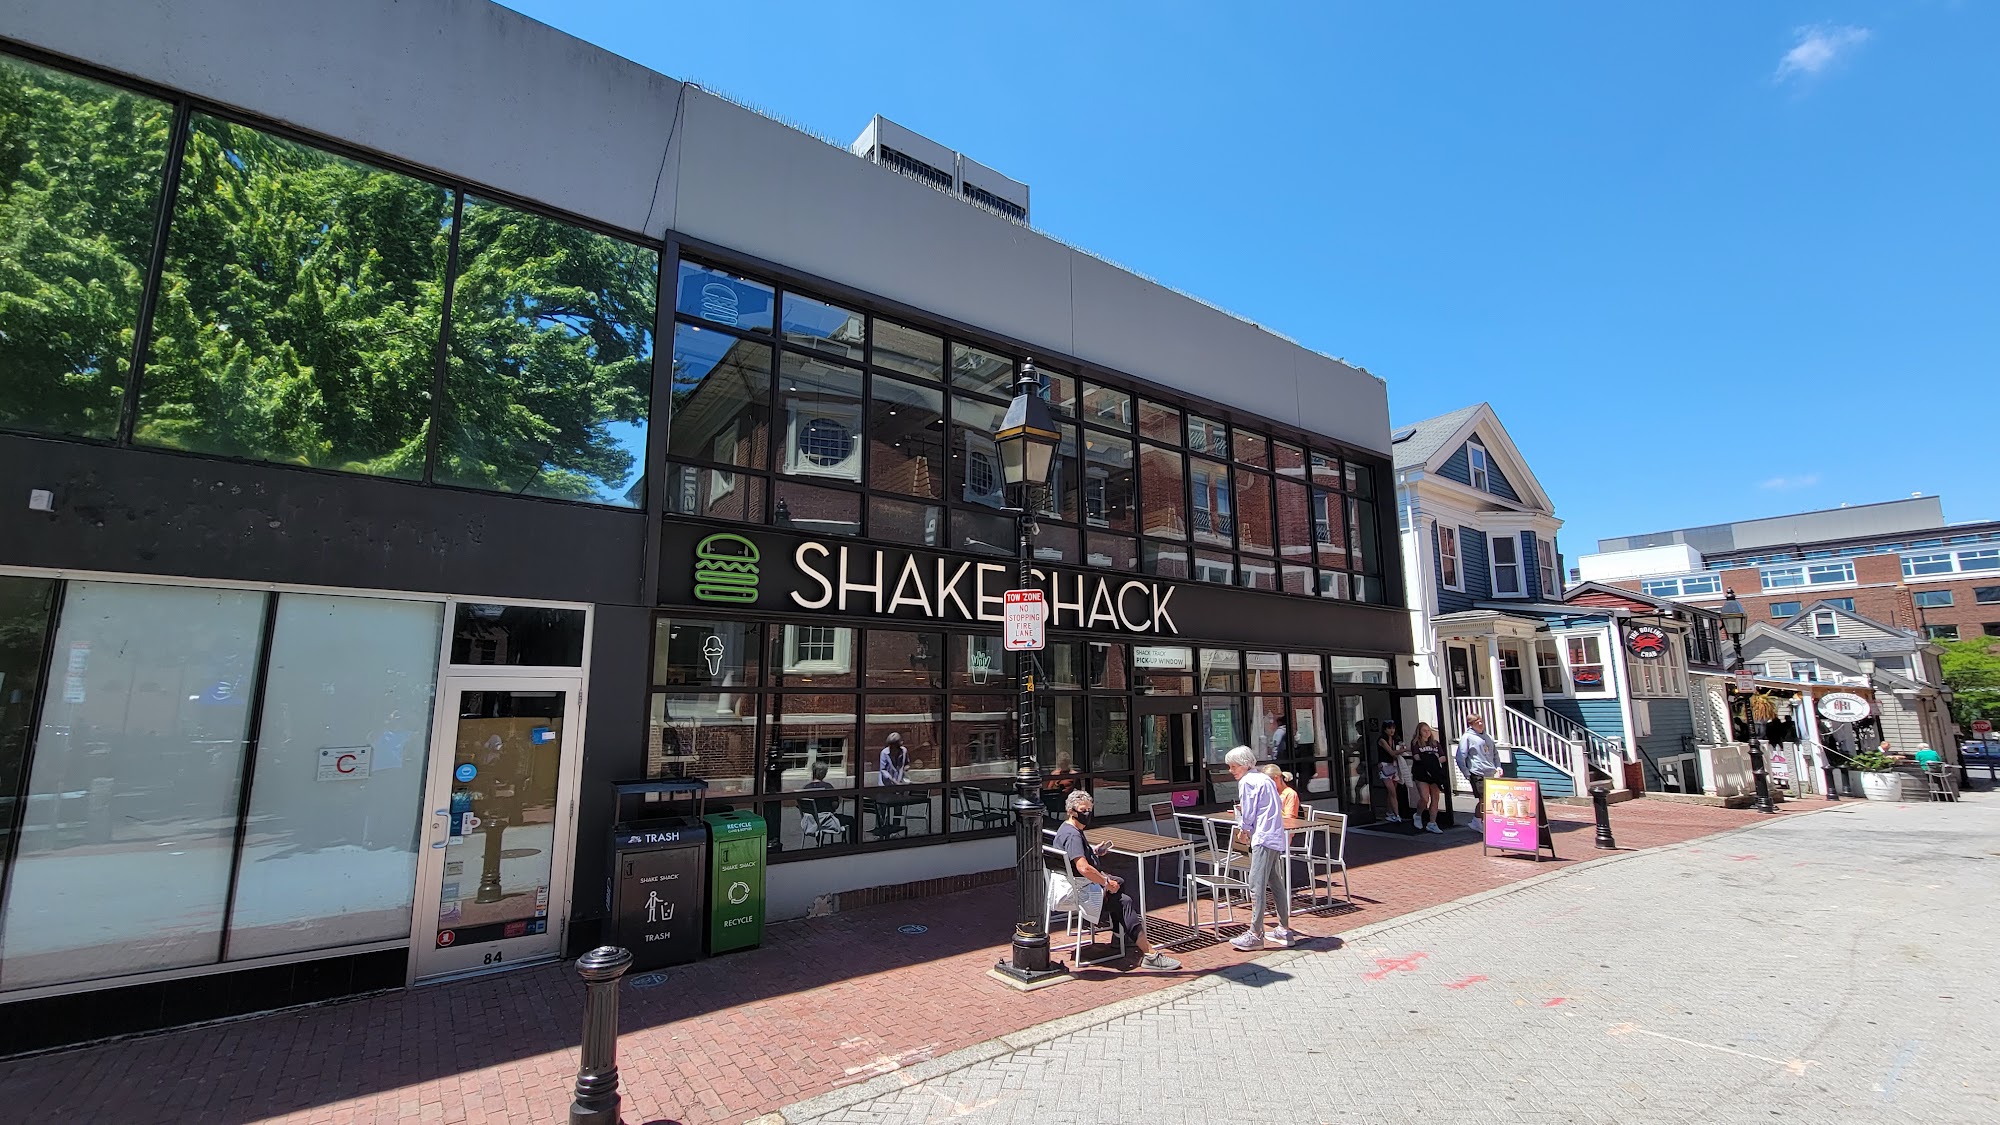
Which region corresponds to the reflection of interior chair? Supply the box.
[865,792,931,837]
[1044,845,1125,968]
[954,786,1012,831]
[1148,802,1186,888]
[798,797,853,846]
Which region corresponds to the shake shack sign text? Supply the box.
[687,530,1176,635]
[657,524,1403,653]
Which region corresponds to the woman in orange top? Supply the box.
[1262,763,1301,819]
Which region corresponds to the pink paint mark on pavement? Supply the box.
[1543,998,1569,1007]
[1729,854,1759,862]
[1444,975,1488,990]
[1363,952,1431,981]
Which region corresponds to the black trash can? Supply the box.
[608,779,710,970]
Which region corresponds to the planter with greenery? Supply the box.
[1844,747,1908,801]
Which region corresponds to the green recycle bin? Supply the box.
[703,811,767,954]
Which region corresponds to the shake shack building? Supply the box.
[0,0,1415,1047]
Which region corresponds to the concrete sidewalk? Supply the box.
[773,794,2000,1125]
[0,797,1827,1124]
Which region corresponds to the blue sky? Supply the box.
[504,1,1996,555]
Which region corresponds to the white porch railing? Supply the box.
[1451,697,1594,793]
[1537,708,1625,779]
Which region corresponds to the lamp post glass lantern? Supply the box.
[995,361,1063,983]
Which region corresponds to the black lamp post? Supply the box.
[1718,590,1774,813]
[993,361,1063,985]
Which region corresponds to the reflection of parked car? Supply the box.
[1961,742,2000,775]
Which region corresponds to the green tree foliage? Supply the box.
[0,56,171,437]
[1937,637,2000,732]
[2,56,657,505]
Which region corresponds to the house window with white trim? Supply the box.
[1491,535,1522,596]
[1811,610,1837,637]
[1790,660,1820,683]
[1770,601,1801,618]
[1565,635,1608,694]
[782,625,852,674]
[1467,441,1490,492]
[1913,590,1953,608]
[1438,525,1461,590]
[1925,624,1960,641]
[1536,538,1558,596]
[1535,639,1564,695]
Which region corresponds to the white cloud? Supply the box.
[1759,474,1822,491]
[1776,24,1872,82]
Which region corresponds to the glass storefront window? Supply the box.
[1250,694,1287,762]
[439,197,656,507]
[1139,444,1185,539]
[1246,651,1284,695]
[227,595,441,960]
[651,693,757,793]
[451,604,585,666]
[1311,451,1344,491]
[767,625,857,688]
[1237,470,1274,555]
[1198,648,1242,693]
[953,400,1009,511]
[1142,541,1190,579]
[863,702,941,785]
[1039,424,1078,522]
[1273,441,1305,475]
[1189,457,1232,547]
[950,343,1014,399]
[951,633,1012,691]
[1315,489,1349,568]
[1240,557,1277,591]
[668,322,771,468]
[1086,533,1138,571]
[676,260,773,332]
[871,318,943,381]
[868,376,945,498]
[1029,523,1079,566]
[1200,698,1243,773]
[864,630,943,690]
[1133,644,1193,694]
[769,794,857,852]
[1040,642,1085,690]
[1089,642,1130,690]
[1137,399,1179,443]
[1037,696,1082,802]
[1,583,264,989]
[1328,656,1391,683]
[774,480,861,538]
[1088,697,1131,774]
[868,496,943,546]
[1235,430,1269,468]
[949,695,1014,782]
[1281,565,1314,595]
[862,788,943,841]
[780,291,864,363]
[1348,462,1375,499]
[139,114,448,479]
[1276,478,1314,567]
[0,577,57,908]
[1194,550,1235,586]
[0,57,173,439]
[1351,497,1383,581]
[765,694,856,792]
[665,461,765,523]
[1186,413,1229,458]
[953,507,1016,558]
[654,618,761,688]
[1037,367,1077,419]
[1287,652,1326,695]
[1081,432,1136,534]
[1319,569,1351,601]
[1081,382,1132,429]
[776,352,864,484]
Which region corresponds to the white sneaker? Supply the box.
[1469,817,1483,831]
[1230,931,1266,952]
[1385,813,1400,823]
[1265,928,1297,948]
[1426,823,1444,834]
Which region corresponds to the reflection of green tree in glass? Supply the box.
[440,198,657,503]
[140,115,450,478]
[4,55,657,506]
[0,58,172,437]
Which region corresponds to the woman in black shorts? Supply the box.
[1410,721,1447,833]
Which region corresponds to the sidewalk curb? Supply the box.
[757,805,1829,1124]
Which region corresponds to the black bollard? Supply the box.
[1589,783,1616,850]
[1819,751,1839,802]
[570,946,634,1125]
[1746,741,1775,815]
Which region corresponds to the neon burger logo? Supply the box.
[693,533,760,604]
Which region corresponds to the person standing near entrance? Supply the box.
[1376,721,1407,823]
[1227,746,1298,950]
[1455,715,1502,831]
[1410,722,1447,834]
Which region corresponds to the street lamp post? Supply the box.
[1718,590,1775,814]
[993,361,1064,985]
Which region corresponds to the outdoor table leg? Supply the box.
[1134,852,1149,944]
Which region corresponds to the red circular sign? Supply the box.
[436,930,456,947]
[1975,720,1993,734]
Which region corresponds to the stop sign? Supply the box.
[1974,720,1993,735]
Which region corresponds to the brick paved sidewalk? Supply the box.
[0,797,1822,1125]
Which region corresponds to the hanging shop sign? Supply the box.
[658,523,1408,652]
[1817,692,1873,723]
[1624,626,1669,660]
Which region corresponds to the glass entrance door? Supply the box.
[1136,697,1200,791]
[1333,686,1394,822]
[412,676,581,982]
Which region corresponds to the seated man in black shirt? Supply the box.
[1051,789,1181,971]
